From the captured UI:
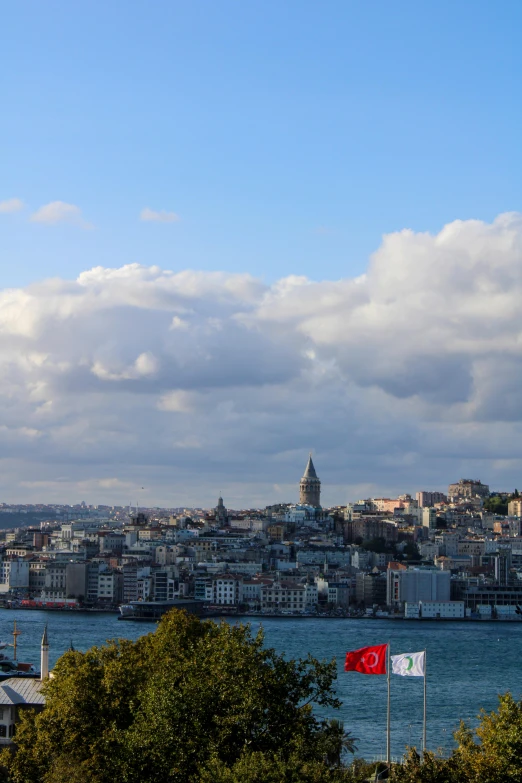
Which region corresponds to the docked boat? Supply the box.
[0,622,39,679]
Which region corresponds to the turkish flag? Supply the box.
[344,644,388,675]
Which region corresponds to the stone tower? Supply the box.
[215,496,228,526]
[299,454,321,507]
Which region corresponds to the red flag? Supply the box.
[344,644,388,674]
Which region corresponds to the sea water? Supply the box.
[3,610,521,760]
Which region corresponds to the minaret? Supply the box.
[40,625,49,681]
[299,454,321,507]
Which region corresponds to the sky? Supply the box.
[1,1,522,507]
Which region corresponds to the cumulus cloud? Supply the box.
[1,212,522,505]
[30,201,92,228]
[140,207,180,223]
[0,198,24,214]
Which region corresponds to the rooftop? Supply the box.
[0,678,45,705]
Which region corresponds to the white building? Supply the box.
[212,575,243,605]
[422,508,437,530]
[260,581,307,613]
[419,541,440,561]
[327,582,351,608]
[387,568,450,608]
[405,601,465,619]
[0,560,30,594]
[97,571,123,603]
[0,679,45,744]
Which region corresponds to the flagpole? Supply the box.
[386,641,391,765]
[423,648,427,753]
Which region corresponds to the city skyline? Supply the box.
[1,2,522,506]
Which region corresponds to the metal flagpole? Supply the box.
[423,649,427,753]
[386,642,391,765]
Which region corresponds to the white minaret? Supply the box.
[40,625,49,680]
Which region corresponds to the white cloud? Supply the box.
[140,207,180,223]
[30,201,92,228]
[158,390,197,413]
[0,198,24,214]
[91,352,159,381]
[1,212,522,505]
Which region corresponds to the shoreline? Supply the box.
[4,606,522,623]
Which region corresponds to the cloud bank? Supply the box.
[2,212,522,506]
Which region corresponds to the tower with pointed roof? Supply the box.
[214,495,228,527]
[299,454,321,507]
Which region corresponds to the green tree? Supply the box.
[362,537,391,554]
[392,693,522,783]
[3,610,349,783]
[453,692,522,783]
[402,542,420,561]
[391,748,462,783]
[321,718,358,767]
[482,496,508,515]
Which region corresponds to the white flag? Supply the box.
[391,651,425,677]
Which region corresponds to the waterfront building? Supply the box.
[405,600,465,619]
[299,455,321,507]
[0,560,30,594]
[260,580,313,613]
[211,575,243,605]
[355,571,387,608]
[97,570,123,604]
[0,627,48,746]
[41,561,67,601]
[386,567,450,609]
[326,582,351,608]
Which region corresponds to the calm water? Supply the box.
[3,610,521,759]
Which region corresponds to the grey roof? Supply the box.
[302,454,318,479]
[0,679,45,706]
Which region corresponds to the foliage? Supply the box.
[453,692,522,782]
[391,748,462,783]
[402,542,420,560]
[199,751,387,783]
[483,496,508,515]
[321,719,358,767]
[199,748,352,782]
[392,693,522,783]
[362,537,392,554]
[3,609,352,783]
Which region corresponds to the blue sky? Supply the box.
[3,0,521,287]
[1,1,522,506]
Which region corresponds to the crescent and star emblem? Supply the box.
[363,651,379,668]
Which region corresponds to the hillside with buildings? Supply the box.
[0,460,521,623]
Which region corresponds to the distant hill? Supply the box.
[0,512,58,530]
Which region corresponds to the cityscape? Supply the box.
[1,457,521,623]
[2,0,522,779]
